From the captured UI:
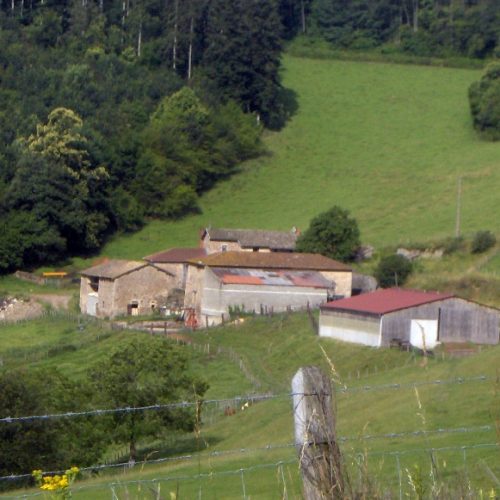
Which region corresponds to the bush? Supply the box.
[375,254,413,288]
[442,236,466,255]
[471,230,496,254]
[468,63,500,140]
[296,205,360,262]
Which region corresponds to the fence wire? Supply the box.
[0,375,491,424]
[0,425,496,482]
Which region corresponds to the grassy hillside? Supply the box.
[96,55,499,262]
[2,313,498,498]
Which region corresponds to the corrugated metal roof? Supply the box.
[144,247,206,263]
[204,228,297,250]
[190,252,351,272]
[81,260,147,279]
[321,288,454,315]
[211,268,334,288]
[221,275,262,285]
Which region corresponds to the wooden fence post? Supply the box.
[292,366,344,499]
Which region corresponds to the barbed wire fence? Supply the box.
[0,371,498,498]
[1,442,498,499]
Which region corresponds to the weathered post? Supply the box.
[292,366,344,499]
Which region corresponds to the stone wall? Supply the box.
[155,263,186,289]
[203,239,242,254]
[112,266,174,317]
[184,265,205,317]
[320,271,352,298]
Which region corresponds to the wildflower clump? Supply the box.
[32,466,79,498]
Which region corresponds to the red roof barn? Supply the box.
[319,288,499,348]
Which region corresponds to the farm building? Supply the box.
[80,260,175,318]
[185,251,352,325]
[144,247,207,289]
[319,288,500,348]
[200,227,298,254]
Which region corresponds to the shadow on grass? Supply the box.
[119,435,224,464]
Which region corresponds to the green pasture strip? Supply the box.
[481,250,500,274]
[93,55,500,265]
[0,275,73,296]
[285,36,488,70]
[0,315,254,394]
[0,315,117,375]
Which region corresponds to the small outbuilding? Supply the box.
[200,227,298,254]
[319,288,500,348]
[80,260,175,318]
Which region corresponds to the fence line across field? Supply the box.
[0,460,298,499]
[0,374,491,424]
[2,442,499,499]
[0,425,496,483]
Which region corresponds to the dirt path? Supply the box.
[466,248,499,274]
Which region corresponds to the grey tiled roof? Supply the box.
[81,260,147,279]
[206,228,297,250]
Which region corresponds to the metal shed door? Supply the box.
[410,320,438,349]
[87,293,98,316]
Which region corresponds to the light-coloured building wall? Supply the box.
[319,310,380,346]
[319,271,352,298]
[112,266,174,318]
[154,263,187,289]
[184,265,205,317]
[200,268,328,324]
[79,277,92,313]
[203,239,242,254]
[95,279,115,317]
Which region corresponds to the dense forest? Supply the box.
[0,0,498,273]
[308,0,499,58]
[0,0,303,272]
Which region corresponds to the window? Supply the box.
[89,277,99,292]
[221,244,228,252]
[128,301,139,316]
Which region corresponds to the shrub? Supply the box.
[442,236,466,255]
[375,254,413,288]
[471,230,496,254]
[296,205,360,262]
[468,63,500,140]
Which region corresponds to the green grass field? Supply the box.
[1,313,498,498]
[95,55,499,263]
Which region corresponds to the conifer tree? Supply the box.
[202,0,286,128]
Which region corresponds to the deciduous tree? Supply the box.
[296,206,360,262]
[89,337,208,461]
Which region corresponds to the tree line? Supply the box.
[308,0,499,59]
[0,0,303,273]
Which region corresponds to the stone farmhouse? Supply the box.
[79,226,355,323]
[319,288,500,348]
[80,260,175,318]
[184,251,352,325]
[200,227,299,254]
